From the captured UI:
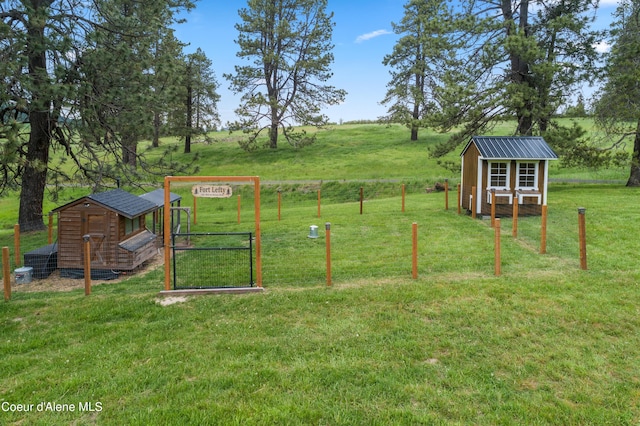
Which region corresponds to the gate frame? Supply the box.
[171,231,254,289]
[163,176,262,290]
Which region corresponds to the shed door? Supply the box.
[82,211,107,266]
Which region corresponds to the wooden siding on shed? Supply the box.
[461,143,480,210]
[57,209,83,269]
[117,241,157,271]
[56,197,156,271]
[57,203,120,269]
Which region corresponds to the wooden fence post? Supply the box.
[540,205,548,254]
[278,190,281,221]
[237,195,241,224]
[3,247,10,301]
[412,222,418,279]
[83,235,91,296]
[490,189,496,228]
[444,179,449,210]
[494,218,501,276]
[325,223,331,287]
[578,207,587,270]
[48,213,54,244]
[512,200,519,238]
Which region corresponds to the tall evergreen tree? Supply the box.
[150,28,186,148]
[428,0,601,157]
[0,0,194,231]
[594,0,640,186]
[225,0,346,150]
[181,48,220,154]
[381,0,455,141]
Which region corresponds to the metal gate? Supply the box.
[171,232,254,289]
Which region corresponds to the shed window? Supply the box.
[125,217,140,235]
[489,162,510,189]
[517,162,538,189]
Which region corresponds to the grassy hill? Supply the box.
[169,120,629,182]
[1,123,639,424]
[0,120,630,230]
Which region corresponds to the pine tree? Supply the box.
[594,0,640,186]
[181,49,220,154]
[381,0,455,141]
[0,0,195,230]
[428,0,601,157]
[225,0,346,150]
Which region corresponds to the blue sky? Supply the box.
[173,0,620,127]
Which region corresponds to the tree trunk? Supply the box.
[410,126,418,141]
[152,111,160,147]
[19,3,50,232]
[269,122,278,149]
[184,76,192,153]
[269,102,278,149]
[627,119,640,186]
[411,97,419,141]
[503,0,534,136]
[411,45,423,142]
[19,110,49,232]
[121,135,137,168]
[517,111,534,136]
[195,92,200,130]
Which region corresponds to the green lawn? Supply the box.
[2,182,640,424]
[1,123,639,424]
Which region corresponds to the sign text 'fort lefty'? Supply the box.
[191,185,233,198]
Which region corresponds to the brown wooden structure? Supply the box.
[52,189,158,275]
[460,136,558,217]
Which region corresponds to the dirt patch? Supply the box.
[11,251,165,293]
[156,296,188,306]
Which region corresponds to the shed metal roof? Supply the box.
[52,189,157,218]
[87,189,157,219]
[462,136,558,160]
[139,188,181,208]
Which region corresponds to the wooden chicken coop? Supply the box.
[52,189,158,278]
[460,136,558,217]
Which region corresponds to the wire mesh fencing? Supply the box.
[171,194,576,289]
[5,178,576,294]
[171,232,254,289]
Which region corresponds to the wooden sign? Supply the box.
[192,185,233,198]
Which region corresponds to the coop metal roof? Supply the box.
[87,189,157,219]
[51,188,158,219]
[462,136,558,160]
[139,188,182,208]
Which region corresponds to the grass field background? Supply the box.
[1,122,639,424]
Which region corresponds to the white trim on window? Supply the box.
[487,161,510,190]
[516,161,539,190]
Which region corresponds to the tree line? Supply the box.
[1,0,219,231]
[2,0,639,231]
[381,0,640,186]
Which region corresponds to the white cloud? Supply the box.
[594,41,611,53]
[355,29,392,43]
